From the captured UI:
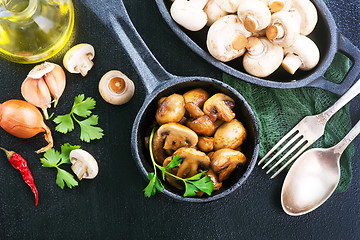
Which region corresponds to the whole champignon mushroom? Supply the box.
[156,93,185,125]
[69,149,99,180]
[63,43,95,77]
[213,118,246,150]
[203,0,228,26]
[207,15,251,62]
[197,136,214,152]
[261,0,292,13]
[281,35,320,74]
[243,37,283,77]
[211,148,246,181]
[170,0,208,31]
[290,0,317,35]
[152,123,198,164]
[237,0,271,33]
[99,70,135,105]
[186,115,216,136]
[215,0,242,13]
[173,148,211,179]
[203,93,235,122]
[265,11,300,47]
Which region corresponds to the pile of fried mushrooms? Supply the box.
[170,0,319,77]
[150,88,247,195]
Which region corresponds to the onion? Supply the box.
[0,99,53,153]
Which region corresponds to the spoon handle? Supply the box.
[334,120,360,154]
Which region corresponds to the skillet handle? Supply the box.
[308,33,360,95]
[81,0,174,94]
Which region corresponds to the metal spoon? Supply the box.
[281,119,360,216]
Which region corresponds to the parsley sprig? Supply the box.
[53,94,104,142]
[144,128,214,197]
[40,143,81,189]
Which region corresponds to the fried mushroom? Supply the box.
[214,119,247,150]
[156,93,185,125]
[211,148,247,181]
[203,93,235,122]
[174,148,211,179]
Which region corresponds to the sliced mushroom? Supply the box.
[170,0,208,31]
[69,149,99,180]
[152,123,198,164]
[174,148,211,179]
[203,93,235,122]
[186,115,216,136]
[213,118,246,150]
[243,37,283,77]
[63,43,95,77]
[197,136,214,152]
[99,70,135,105]
[156,93,186,125]
[237,0,271,33]
[281,35,320,74]
[207,15,251,62]
[203,0,228,26]
[266,11,300,47]
[290,0,317,35]
[211,148,246,181]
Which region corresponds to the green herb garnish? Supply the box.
[40,143,81,189]
[144,128,214,197]
[53,94,104,142]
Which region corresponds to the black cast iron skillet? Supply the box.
[156,0,360,95]
[83,0,260,202]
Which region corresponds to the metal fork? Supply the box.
[258,78,360,179]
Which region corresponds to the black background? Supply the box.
[0,0,359,239]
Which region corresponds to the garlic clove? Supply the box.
[21,76,52,119]
[43,63,66,107]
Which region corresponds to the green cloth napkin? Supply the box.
[223,53,354,193]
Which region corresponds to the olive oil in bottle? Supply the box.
[0,0,74,63]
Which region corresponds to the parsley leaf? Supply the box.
[164,154,182,170]
[144,173,156,197]
[190,176,214,196]
[53,94,104,142]
[40,144,81,189]
[184,182,199,197]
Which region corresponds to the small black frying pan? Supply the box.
[155,0,360,95]
[84,0,260,202]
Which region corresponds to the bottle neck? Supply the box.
[0,0,38,21]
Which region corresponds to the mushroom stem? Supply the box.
[268,0,285,12]
[244,15,258,32]
[77,55,94,77]
[266,23,284,40]
[282,53,303,74]
[71,161,87,180]
[231,34,248,51]
[246,37,265,56]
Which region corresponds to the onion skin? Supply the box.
[0,100,53,153]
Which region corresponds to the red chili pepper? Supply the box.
[0,147,39,206]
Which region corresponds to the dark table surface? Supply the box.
[0,0,359,239]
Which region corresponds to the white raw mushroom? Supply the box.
[281,35,320,74]
[290,0,318,35]
[207,15,251,62]
[63,43,95,76]
[70,149,99,180]
[99,70,135,105]
[260,0,292,13]
[237,0,271,33]
[203,0,228,26]
[215,0,242,13]
[170,0,208,31]
[266,10,300,47]
[243,37,284,77]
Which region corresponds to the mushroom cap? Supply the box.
[63,43,95,75]
[204,0,228,26]
[237,0,271,32]
[99,70,135,105]
[213,118,246,150]
[70,149,99,179]
[173,147,211,179]
[290,0,318,35]
[282,35,320,71]
[243,37,284,77]
[215,0,242,13]
[152,123,198,164]
[170,0,208,31]
[185,102,205,119]
[197,136,214,152]
[203,93,235,122]
[186,115,216,136]
[207,15,251,62]
[156,93,186,125]
[183,88,210,107]
[210,148,246,181]
[266,10,300,47]
[206,168,222,190]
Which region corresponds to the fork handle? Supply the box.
[320,78,360,120]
